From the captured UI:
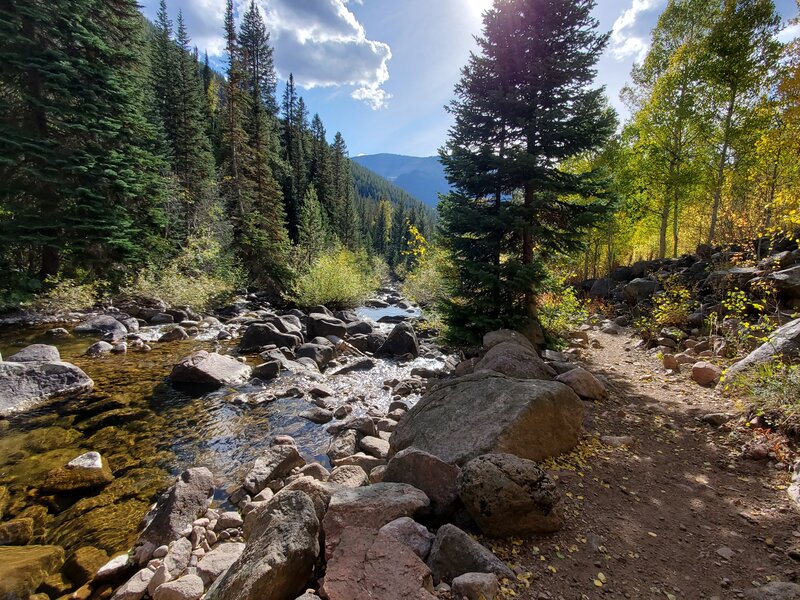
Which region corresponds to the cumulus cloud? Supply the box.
[260,0,393,109]
[610,0,660,63]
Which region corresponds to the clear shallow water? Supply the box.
[0,314,445,557]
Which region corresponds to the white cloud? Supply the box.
[260,0,392,109]
[610,0,660,63]
[777,22,800,43]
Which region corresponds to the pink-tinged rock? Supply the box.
[451,572,499,600]
[379,517,434,560]
[322,483,429,559]
[196,543,245,586]
[321,527,436,600]
[110,568,154,600]
[692,361,722,386]
[555,367,607,401]
[153,574,205,600]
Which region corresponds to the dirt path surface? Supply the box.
[491,329,799,600]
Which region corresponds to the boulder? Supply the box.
[240,323,302,352]
[451,573,500,600]
[170,351,251,388]
[296,343,335,370]
[334,452,386,472]
[482,330,535,351]
[86,341,114,357]
[111,568,154,600]
[6,344,60,363]
[725,318,800,380]
[692,361,722,386]
[327,429,359,463]
[622,278,657,304]
[196,543,245,586]
[0,545,65,600]
[328,465,369,488]
[0,360,93,417]
[743,582,800,599]
[63,546,109,586]
[588,278,612,298]
[555,367,607,401]
[151,313,175,324]
[321,527,436,600]
[307,314,348,339]
[767,265,800,299]
[42,451,114,492]
[390,373,584,465]
[378,322,420,357]
[458,453,563,537]
[322,482,430,559]
[137,467,215,551]
[0,517,34,545]
[243,445,305,495]
[301,407,334,424]
[159,327,190,343]
[383,448,461,516]
[270,476,338,525]
[346,321,373,336]
[153,574,205,600]
[359,435,390,459]
[474,342,555,380]
[379,517,434,560]
[74,315,127,338]
[205,492,320,600]
[427,524,513,585]
[252,360,281,380]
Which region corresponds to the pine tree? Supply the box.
[152,0,178,151]
[309,114,333,217]
[297,185,326,265]
[239,0,278,116]
[0,0,169,281]
[439,0,616,343]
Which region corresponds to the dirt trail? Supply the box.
[493,329,799,600]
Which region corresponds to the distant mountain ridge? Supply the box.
[352,153,450,208]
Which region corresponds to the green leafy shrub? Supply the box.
[538,280,589,342]
[290,248,379,309]
[731,361,800,431]
[651,284,692,328]
[32,276,105,312]
[120,232,243,311]
[402,247,448,307]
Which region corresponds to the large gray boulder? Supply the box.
[170,351,251,388]
[6,344,60,363]
[296,343,335,370]
[482,329,535,352]
[74,315,128,338]
[240,323,302,352]
[205,492,320,600]
[724,318,800,381]
[768,265,800,299]
[622,278,657,304]
[243,445,306,495]
[390,373,584,465]
[458,453,563,537]
[426,524,513,585]
[474,342,555,380]
[0,360,93,416]
[378,322,419,358]
[136,468,214,551]
[383,448,461,516]
[307,314,348,339]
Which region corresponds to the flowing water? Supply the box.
[0,306,443,558]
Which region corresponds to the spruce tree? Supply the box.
[439,0,616,343]
[297,185,326,265]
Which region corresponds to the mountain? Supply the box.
[352,154,450,208]
[350,161,436,220]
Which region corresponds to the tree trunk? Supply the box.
[658,196,669,259]
[523,183,534,318]
[672,191,679,258]
[708,88,736,244]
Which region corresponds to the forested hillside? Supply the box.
[352,154,450,208]
[0,0,433,310]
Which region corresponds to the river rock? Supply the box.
[307,314,348,339]
[359,435,390,459]
[458,453,563,537]
[555,367,607,401]
[301,407,334,424]
[327,429,358,462]
[243,445,305,494]
[137,468,215,551]
[205,492,320,600]
[333,452,386,472]
[43,451,114,492]
[483,329,535,351]
[322,482,430,559]
[111,568,155,600]
[743,581,800,599]
[346,321,373,336]
[427,524,513,585]
[378,322,419,357]
[95,553,134,583]
[85,341,114,356]
[474,342,555,380]
[0,517,34,545]
[74,315,128,338]
[270,476,338,524]
[296,343,335,369]
[390,372,584,465]
[171,351,251,388]
[451,573,499,600]
[252,360,281,380]
[321,527,436,600]
[0,360,94,416]
[196,543,245,586]
[725,318,800,380]
[328,465,368,487]
[692,361,722,386]
[383,448,461,516]
[379,517,435,560]
[153,573,205,600]
[0,545,65,600]
[623,278,658,304]
[64,546,109,586]
[6,344,61,363]
[240,323,302,352]
[159,327,190,342]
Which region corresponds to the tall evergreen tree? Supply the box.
[439,0,616,343]
[297,185,326,265]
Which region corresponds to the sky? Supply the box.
[139,0,800,158]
